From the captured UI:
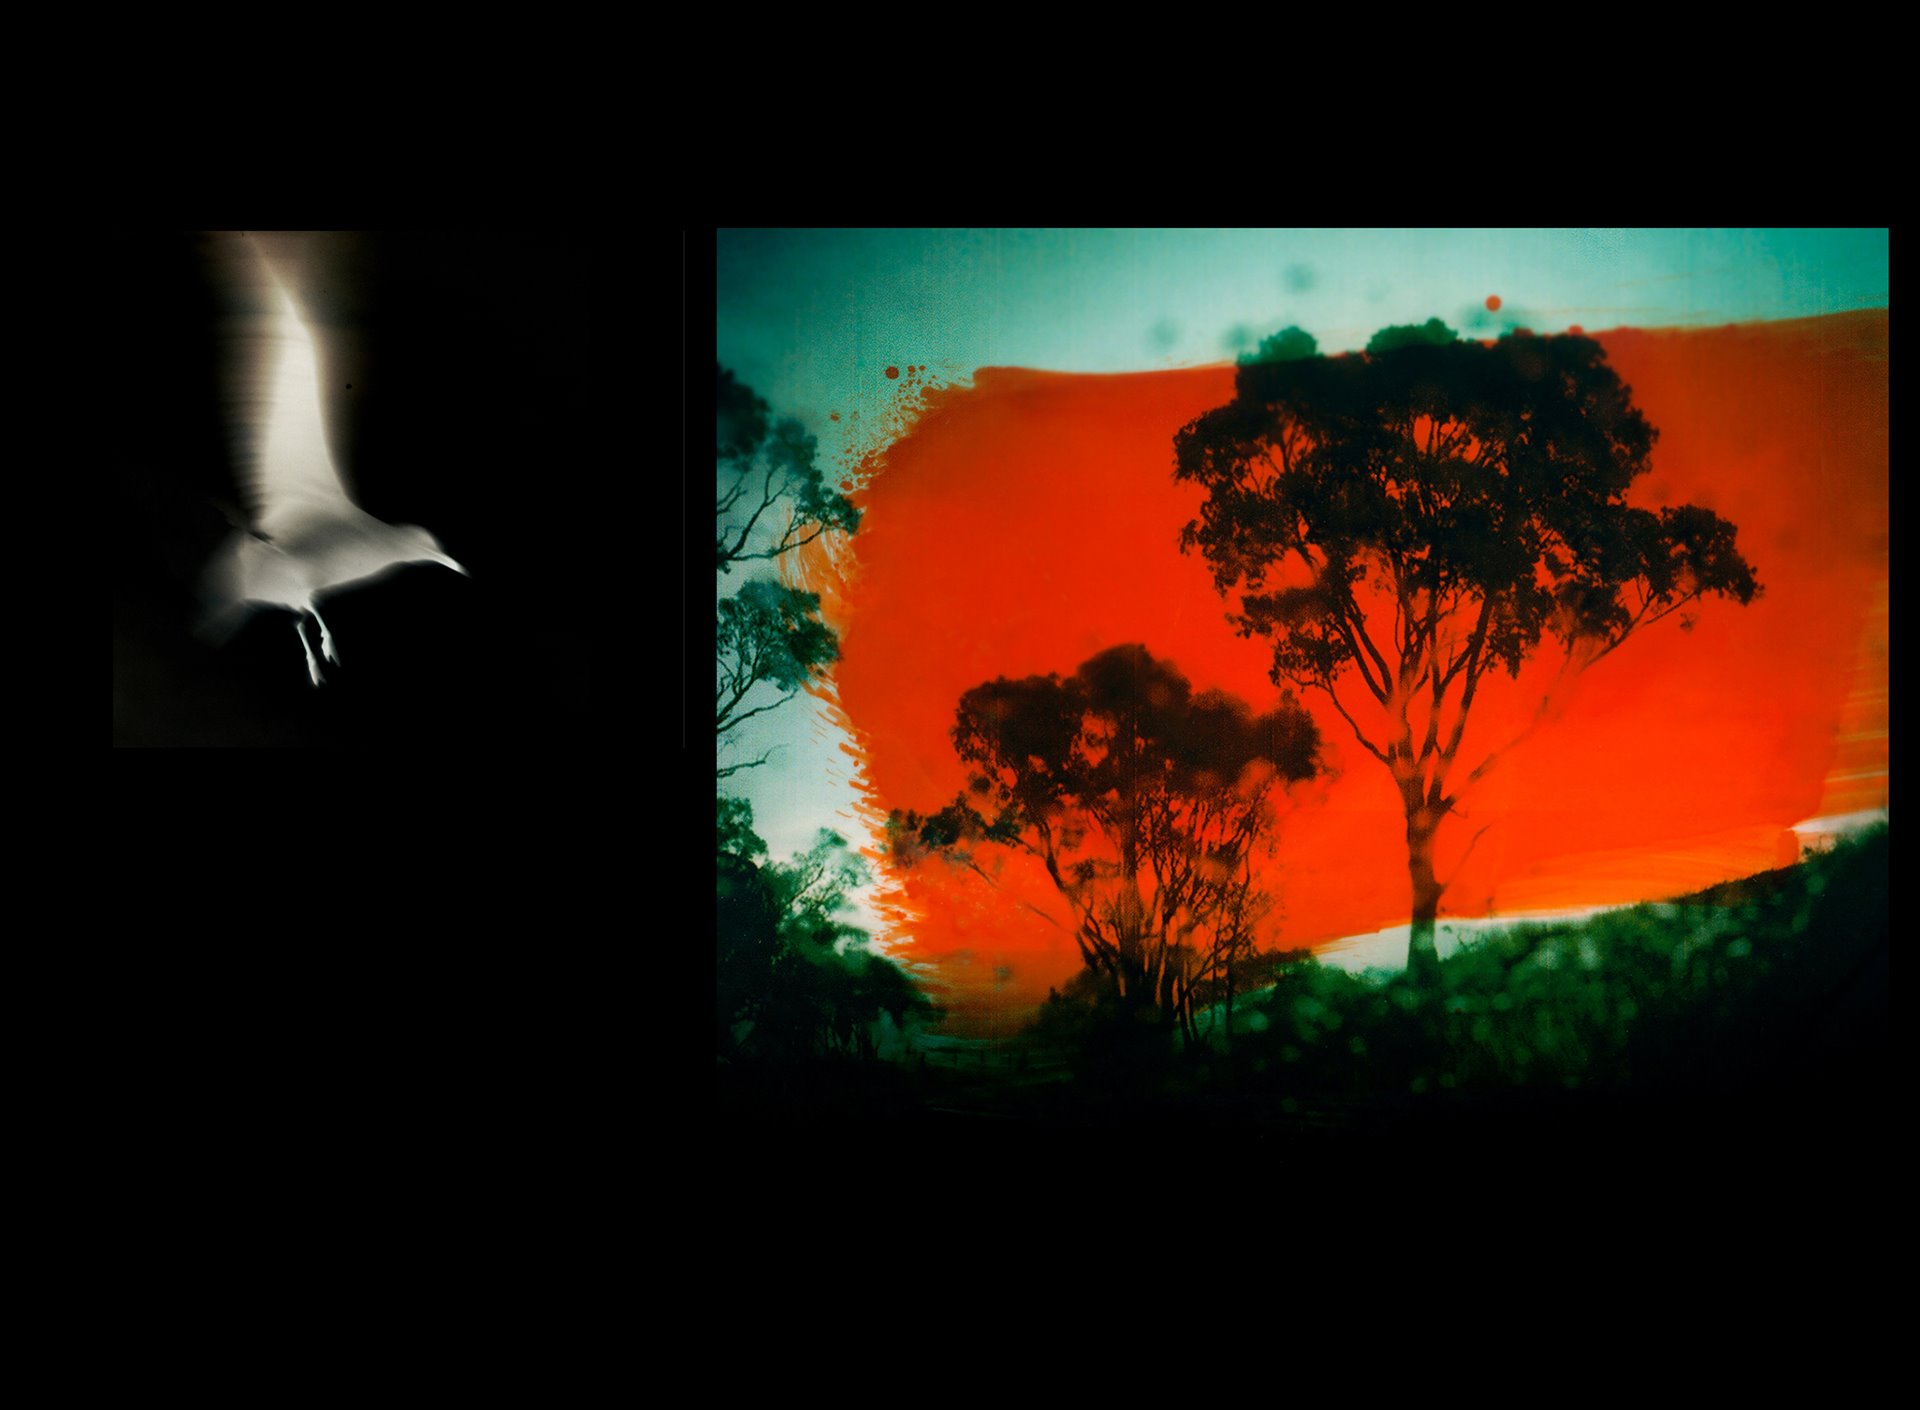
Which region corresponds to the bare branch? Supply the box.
[1439,823,1494,892]
[726,519,837,564]
[718,464,786,566]
[1343,596,1398,699]
[715,670,756,722]
[1440,593,1495,692]
[717,690,800,735]
[1325,677,1391,766]
[717,746,779,779]
[949,853,1072,932]
[1459,683,1562,791]
[1331,609,1390,703]
[1587,588,1703,667]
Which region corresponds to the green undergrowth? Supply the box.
[718,826,1887,1144]
[1207,824,1887,1106]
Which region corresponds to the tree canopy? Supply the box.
[1174,323,1758,984]
[718,798,933,1061]
[891,644,1322,1044]
[714,365,856,778]
[715,369,923,1062]
[716,365,859,573]
[715,580,839,777]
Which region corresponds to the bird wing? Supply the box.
[210,232,359,542]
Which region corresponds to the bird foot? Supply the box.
[322,631,340,665]
[295,616,326,686]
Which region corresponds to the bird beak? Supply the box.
[432,552,469,576]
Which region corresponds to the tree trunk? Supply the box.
[1223,957,1236,1053]
[1175,958,1194,1050]
[1406,812,1444,989]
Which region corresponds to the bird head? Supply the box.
[396,524,469,576]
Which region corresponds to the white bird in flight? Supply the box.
[198,231,467,685]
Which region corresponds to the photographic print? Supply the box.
[713,228,1887,1172]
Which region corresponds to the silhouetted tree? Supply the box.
[716,581,839,777]
[714,364,859,778]
[716,365,859,573]
[1174,323,1759,987]
[891,644,1321,1047]
[718,799,932,1061]
[714,374,919,1059]
[717,797,782,1051]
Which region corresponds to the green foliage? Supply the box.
[1232,825,1887,1098]
[717,800,936,1063]
[717,581,839,723]
[1365,318,1458,354]
[1175,322,1761,985]
[893,644,1321,1043]
[715,579,840,778]
[716,365,859,573]
[1177,325,1758,692]
[713,375,926,1071]
[717,795,766,859]
[943,643,1320,826]
[1028,969,1189,1094]
[1240,326,1320,366]
[714,366,858,779]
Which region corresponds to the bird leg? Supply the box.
[309,603,340,664]
[295,615,324,687]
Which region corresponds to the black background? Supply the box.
[104,233,625,1277]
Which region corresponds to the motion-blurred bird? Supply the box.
[198,231,467,685]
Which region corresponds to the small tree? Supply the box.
[891,644,1321,1047]
[718,798,932,1061]
[1174,323,1759,986]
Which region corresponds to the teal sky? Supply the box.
[715,228,1888,867]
